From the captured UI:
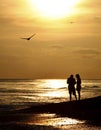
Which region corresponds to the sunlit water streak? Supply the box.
[0,79,101,106]
[25,113,84,126]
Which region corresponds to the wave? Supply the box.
[83,85,101,89]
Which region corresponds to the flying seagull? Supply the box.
[21,34,36,40]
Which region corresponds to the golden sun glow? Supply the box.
[28,0,80,19]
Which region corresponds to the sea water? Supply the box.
[0,79,101,107]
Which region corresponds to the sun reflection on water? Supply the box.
[44,79,66,88]
[39,79,67,98]
[26,113,85,127]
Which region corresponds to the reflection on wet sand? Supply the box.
[23,113,84,126]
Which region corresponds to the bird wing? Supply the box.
[20,34,36,40]
[21,38,28,40]
[29,33,36,39]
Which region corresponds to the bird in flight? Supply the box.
[21,34,36,40]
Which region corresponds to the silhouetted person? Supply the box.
[67,75,77,101]
[76,74,81,100]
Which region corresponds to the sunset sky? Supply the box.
[0,0,101,79]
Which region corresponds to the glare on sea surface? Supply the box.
[39,79,67,98]
[44,79,66,88]
[25,113,84,127]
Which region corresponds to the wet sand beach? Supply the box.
[0,96,101,130]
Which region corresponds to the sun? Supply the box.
[28,0,80,19]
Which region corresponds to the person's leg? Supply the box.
[70,93,72,101]
[78,91,80,100]
[73,90,77,100]
[75,93,77,100]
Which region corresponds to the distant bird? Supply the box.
[21,34,36,41]
[70,21,75,24]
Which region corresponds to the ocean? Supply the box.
[0,79,101,129]
[0,79,101,109]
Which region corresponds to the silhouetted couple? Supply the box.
[67,74,81,101]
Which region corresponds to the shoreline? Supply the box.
[18,96,101,122]
[0,96,101,129]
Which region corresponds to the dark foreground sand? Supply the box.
[0,96,101,130]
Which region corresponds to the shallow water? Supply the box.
[16,113,101,130]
